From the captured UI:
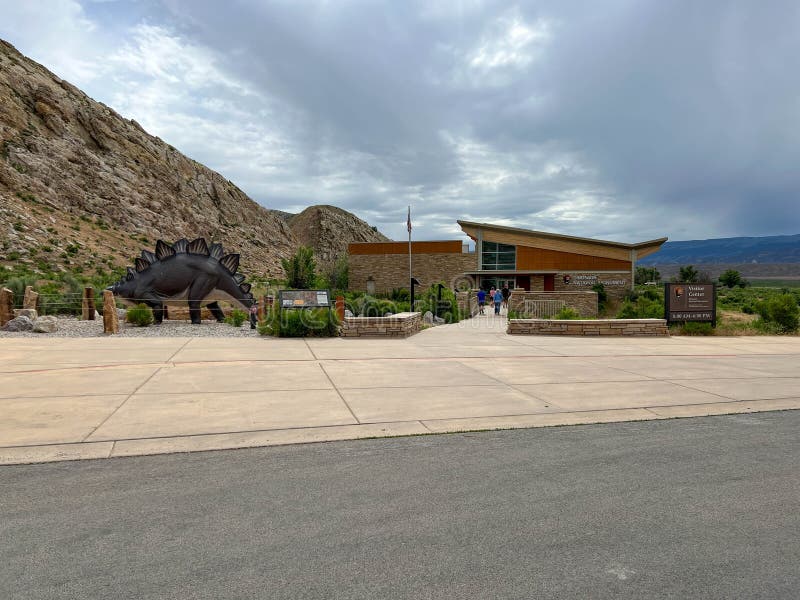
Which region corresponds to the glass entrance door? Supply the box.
[480,276,516,291]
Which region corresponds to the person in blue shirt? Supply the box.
[477,288,486,314]
[493,288,503,315]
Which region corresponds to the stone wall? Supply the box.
[349,252,477,293]
[507,318,669,336]
[508,291,598,318]
[341,312,422,338]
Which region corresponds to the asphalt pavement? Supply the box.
[2,411,799,598]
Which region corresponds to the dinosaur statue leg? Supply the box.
[186,279,218,325]
[188,299,203,324]
[139,293,165,324]
[207,302,226,322]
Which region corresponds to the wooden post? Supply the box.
[23,286,39,311]
[336,295,345,321]
[82,287,96,320]
[258,295,267,321]
[102,290,119,334]
[0,288,13,326]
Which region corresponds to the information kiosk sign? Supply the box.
[664,283,716,326]
[279,289,331,309]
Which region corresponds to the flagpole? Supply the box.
[407,205,412,309]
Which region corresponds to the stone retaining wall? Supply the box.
[341,311,422,338]
[507,318,669,336]
[509,291,598,318]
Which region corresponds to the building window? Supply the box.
[481,241,516,270]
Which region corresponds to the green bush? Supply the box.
[617,296,663,319]
[681,322,714,335]
[224,309,248,327]
[390,287,410,302]
[347,294,409,317]
[415,283,463,323]
[126,304,154,327]
[552,307,582,320]
[755,294,799,332]
[591,283,607,312]
[259,308,339,337]
[641,288,661,301]
[4,276,37,309]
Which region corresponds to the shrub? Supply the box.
[681,322,714,335]
[126,304,154,327]
[224,309,248,327]
[4,276,37,308]
[390,287,410,302]
[259,308,339,337]
[617,296,663,319]
[552,307,582,320]
[641,288,661,301]
[415,282,462,323]
[755,294,799,332]
[592,283,607,312]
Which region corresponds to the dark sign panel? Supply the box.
[279,289,331,309]
[664,283,716,325]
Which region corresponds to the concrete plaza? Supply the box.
[1,314,799,464]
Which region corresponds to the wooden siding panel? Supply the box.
[349,241,464,255]
[486,231,631,261]
[517,246,631,270]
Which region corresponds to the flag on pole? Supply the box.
[407,206,412,233]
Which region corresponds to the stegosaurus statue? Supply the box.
[109,238,257,327]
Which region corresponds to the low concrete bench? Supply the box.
[508,318,669,337]
[341,312,423,338]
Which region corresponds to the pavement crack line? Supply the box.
[166,338,194,364]
[303,338,319,360]
[80,366,165,442]
[318,362,361,425]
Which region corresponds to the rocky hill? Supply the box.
[287,205,390,265]
[0,39,295,280]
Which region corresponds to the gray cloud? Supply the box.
[3,0,799,242]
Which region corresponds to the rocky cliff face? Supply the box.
[0,39,295,279]
[288,205,390,265]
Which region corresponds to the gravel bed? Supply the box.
[0,316,260,338]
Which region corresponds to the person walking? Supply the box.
[477,288,486,315]
[501,285,510,309]
[493,288,503,315]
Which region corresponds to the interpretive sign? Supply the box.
[279,289,331,309]
[664,283,716,326]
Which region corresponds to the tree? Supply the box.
[282,246,317,289]
[719,269,743,289]
[635,266,661,284]
[322,254,349,291]
[677,265,699,283]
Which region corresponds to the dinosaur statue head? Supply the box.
[107,278,138,306]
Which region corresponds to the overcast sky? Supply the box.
[3,0,799,243]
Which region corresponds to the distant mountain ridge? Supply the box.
[639,234,800,265]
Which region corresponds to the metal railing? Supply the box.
[523,299,566,318]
